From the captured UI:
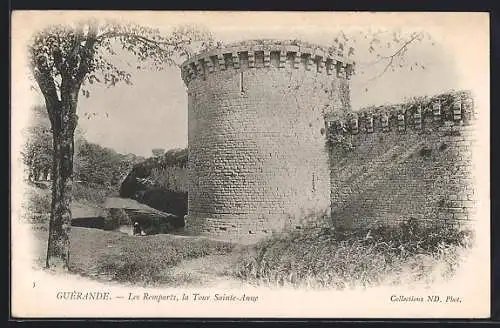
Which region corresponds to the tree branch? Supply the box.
[379,32,420,61]
[97,31,177,49]
[32,66,61,127]
[96,30,195,64]
[67,27,85,77]
[75,22,99,84]
[52,48,64,76]
[359,32,420,67]
[359,32,421,87]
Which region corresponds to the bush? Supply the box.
[233,220,474,289]
[73,182,114,205]
[22,183,51,223]
[25,188,51,214]
[119,149,188,218]
[150,166,188,193]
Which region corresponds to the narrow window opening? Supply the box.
[223,53,233,67]
[239,51,249,68]
[301,53,309,69]
[270,51,280,67]
[312,173,316,192]
[254,51,264,67]
[240,72,244,94]
[199,59,207,81]
[210,56,218,71]
[287,52,295,68]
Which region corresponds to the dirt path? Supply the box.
[29,223,251,288]
[168,253,249,288]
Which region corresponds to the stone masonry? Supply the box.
[181,39,354,242]
[327,93,477,230]
[180,39,477,243]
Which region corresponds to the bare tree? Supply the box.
[28,19,213,270]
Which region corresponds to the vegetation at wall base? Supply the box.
[27,185,474,288]
[233,220,473,289]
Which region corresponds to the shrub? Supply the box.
[25,188,51,214]
[150,166,188,193]
[22,183,51,223]
[119,149,189,218]
[327,133,355,153]
[233,220,474,289]
[73,182,112,205]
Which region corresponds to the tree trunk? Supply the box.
[45,86,79,270]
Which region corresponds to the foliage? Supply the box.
[233,221,473,289]
[120,148,188,217]
[358,89,472,117]
[21,105,53,179]
[326,134,355,153]
[151,148,165,158]
[22,105,89,180]
[67,228,234,285]
[29,20,215,97]
[163,148,188,168]
[120,148,188,195]
[22,103,143,192]
[29,18,213,268]
[74,140,142,188]
[22,182,52,223]
[149,166,188,193]
[330,29,435,90]
[325,89,474,149]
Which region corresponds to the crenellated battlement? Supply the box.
[327,90,478,230]
[180,39,355,86]
[326,91,476,137]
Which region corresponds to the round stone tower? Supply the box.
[180,39,354,243]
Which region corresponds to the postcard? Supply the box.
[10,11,490,318]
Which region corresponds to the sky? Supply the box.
[22,12,483,158]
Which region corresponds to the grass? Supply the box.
[69,228,234,286]
[29,218,473,289]
[233,221,474,289]
[24,183,474,289]
[30,224,236,286]
[23,181,112,217]
[24,183,236,287]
